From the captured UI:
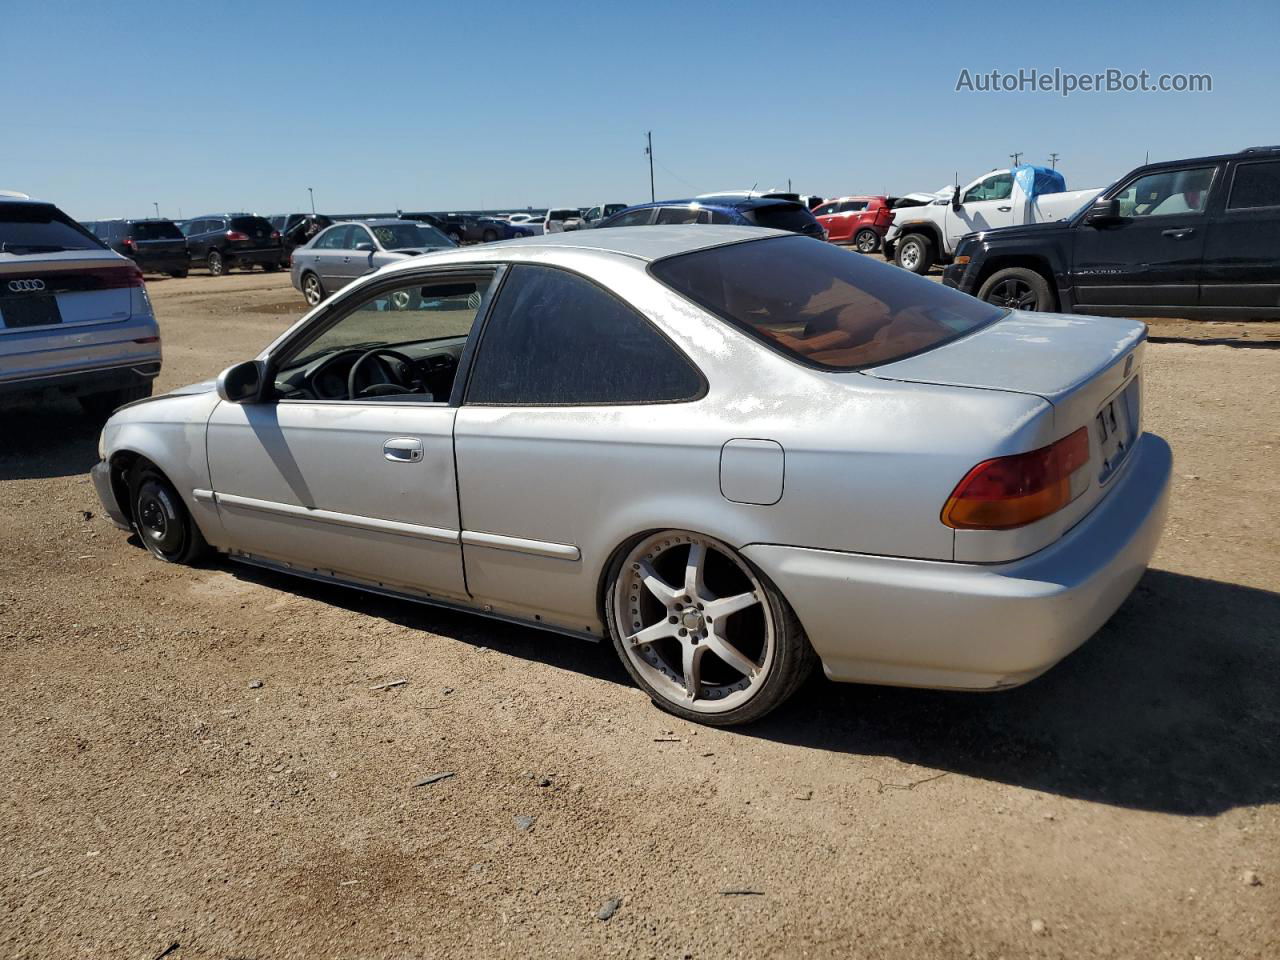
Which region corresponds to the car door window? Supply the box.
[274,272,497,403]
[839,201,868,213]
[603,209,655,228]
[466,264,704,406]
[349,226,375,249]
[655,206,702,225]
[313,225,351,249]
[708,209,736,224]
[963,173,1013,203]
[1227,160,1280,210]
[813,202,839,216]
[1115,167,1216,217]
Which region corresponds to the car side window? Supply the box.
[1115,167,1216,217]
[839,201,868,213]
[585,207,601,221]
[708,209,736,225]
[814,202,839,216]
[466,264,703,406]
[964,174,1013,203]
[350,226,375,248]
[603,209,655,228]
[313,225,350,249]
[656,206,702,225]
[1227,160,1280,210]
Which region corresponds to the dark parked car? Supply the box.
[430,214,522,244]
[179,214,282,276]
[944,146,1280,318]
[268,213,335,266]
[596,198,827,240]
[82,218,189,277]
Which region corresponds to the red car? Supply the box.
[812,196,895,253]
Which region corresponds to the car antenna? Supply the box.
[748,182,757,198]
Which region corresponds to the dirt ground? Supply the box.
[2,270,1278,960]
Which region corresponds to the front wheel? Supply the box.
[129,463,211,565]
[606,531,815,726]
[482,229,498,243]
[169,269,189,279]
[262,262,280,272]
[853,228,880,254]
[977,267,1055,312]
[894,234,934,274]
[207,249,225,276]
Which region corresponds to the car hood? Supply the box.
[965,219,1072,245]
[115,378,216,413]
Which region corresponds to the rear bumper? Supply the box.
[90,460,131,530]
[0,359,160,398]
[134,255,189,274]
[743,432,1172,690]
[225,248,280,266]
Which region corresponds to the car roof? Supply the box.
[389,224,784,265]
[349,218,426,227]
[623,197,800,213]
[1131,145,1280,172]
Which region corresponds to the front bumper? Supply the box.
[942,259,975,291]
[90,460,131,530]
[743,432,1172,690]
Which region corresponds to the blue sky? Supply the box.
[5,0,1278,219]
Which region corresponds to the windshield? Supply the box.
[0,203,102,253]
[371,223,454,249]
[651,236,1005,369]
[130,221,184,240]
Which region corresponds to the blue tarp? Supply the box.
[1013,164,1067,199]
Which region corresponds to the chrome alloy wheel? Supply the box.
[613,532,776,714]
[899,240,921,271]
[303,273,323,306]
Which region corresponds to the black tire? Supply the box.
[169,269,189,279]
[853,228,880,254]
[604,531,816,727]
[894,233,934,274]
[129,463,211,565]
[976,267,1056,312]
[262,262,280,272]
[301,271,325,307]
[482,229,498,243]
[79,382,152,419]
[207,249,225,276]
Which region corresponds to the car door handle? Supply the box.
[997,205,1012,212]
[383,438,423,463]
[1161,227,1196,239]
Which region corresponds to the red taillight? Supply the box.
[122,236,137,252]
[226,230,249,241]
[942,428,1091,530]
[270,230,280,241]
[87,265,145,289]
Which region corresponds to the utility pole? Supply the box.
[1009,151,1023,166]
[645,132,655,203]
[787,178,792,193]
[153,201,159,218]
[1048,152,1059,170]
[307,187,315,215]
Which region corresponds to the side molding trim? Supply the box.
[460,530,581,561]
[208,490,459,544]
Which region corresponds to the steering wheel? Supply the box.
[347,348,421,400]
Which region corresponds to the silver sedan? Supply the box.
[290,218,456,306]
[92,227,1171,725]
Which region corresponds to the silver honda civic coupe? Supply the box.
[91,226,1171,725]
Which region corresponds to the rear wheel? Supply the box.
[169,269,189,279]
[894,234,934,274]
[854,228,880,254]
[129,463,211,565]
[79,382,152,419]
[606,530,815,726]
[482,229,498,243]
[262,262,280,272]
[207,249,225,276]
[301,272,324,306]
[977,267,1055,312]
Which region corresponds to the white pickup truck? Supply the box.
[884,166,1101,274]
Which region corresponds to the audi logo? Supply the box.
[7,279,46,293]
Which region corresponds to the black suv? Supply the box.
[82,218,189,277]
[944,146,1280,319]
[268,213,334,265]
[180,214,282,276]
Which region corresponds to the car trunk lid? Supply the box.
[0,250,141,334]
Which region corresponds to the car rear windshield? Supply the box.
[0,203,102,254]
[130,220,184,240]
[548,210,577,220]
[745,203,819,233]
[650,236,1005,369]
[230,216,273,233]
